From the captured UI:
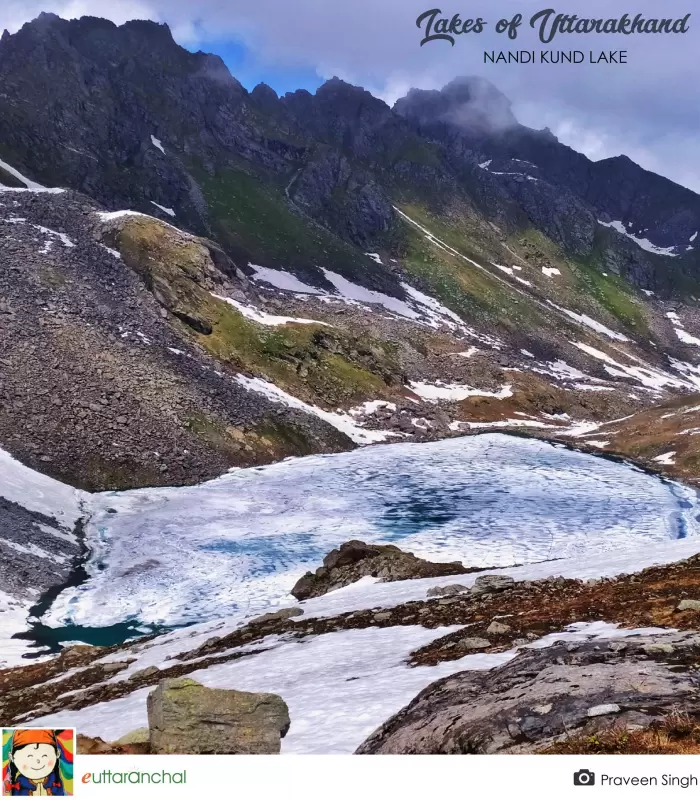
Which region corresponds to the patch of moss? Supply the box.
[253,416,350,456]
[201,298,399,406]
[572,258,649,333]
[78,457,166,493]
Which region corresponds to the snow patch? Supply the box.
[455,347,479,358]
[675,328,700,347]
[652,451,677,466]
[542,267,561,277]
[349,400,397,417]
[573,341,691,391]
[234,375,393,445]
[0,447,84,527]
[150,201,175,217]
[408,381,513,402]
[532,360,590,382]
[150,135,165,155]
[548,301,629,342]
[248,265,324,294]
[0,157,44,189]
[213,293,329,327]
[599,220,679,258]
[100,244,121,259]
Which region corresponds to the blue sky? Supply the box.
[187,36,324,97]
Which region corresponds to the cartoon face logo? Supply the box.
[11,741,58,783]
[2,729,74,796]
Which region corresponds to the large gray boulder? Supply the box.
[147,678,290,754]
[357,632,700,754]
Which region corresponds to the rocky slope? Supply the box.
[0,189,354,490]
[3,14,700,491]
[357,630,700,754]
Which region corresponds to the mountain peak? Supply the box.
[395,76,517,134]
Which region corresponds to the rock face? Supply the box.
[291,540,471,600]
[357,632,700,754]
[471,575,516,595]
[147,677,291,754]
[0,495,82,602]
[1,15,699,297]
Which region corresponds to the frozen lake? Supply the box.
[44,434,699,632]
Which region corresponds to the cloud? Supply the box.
[3,0,699,191]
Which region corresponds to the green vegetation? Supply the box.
[202,298,395,406]
[116,214,400,409]
[572,258,648,333]
[398,205,554,335]
[510,227,650,336]
[193,163,395,291]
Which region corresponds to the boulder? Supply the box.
[426,584,468,598]
[677,599,700,612]
[116,728,150,746]
[486,620,512,635]
[470,574,515,596]
[291,540,471,600]
[147,678,290,754]
[247,607,304,626]
[459,637,491,651]
[356,632,700,754]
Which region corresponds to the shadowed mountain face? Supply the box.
[3,13,700,496]
[0,14,699,295]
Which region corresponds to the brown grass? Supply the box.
[541,713,700,754]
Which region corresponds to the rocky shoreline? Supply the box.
[5,543,700,754]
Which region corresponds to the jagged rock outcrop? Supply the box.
[357,631,700,754]
[147,677,290,754]
[291,539,472,600]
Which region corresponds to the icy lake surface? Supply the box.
[46,434,700,630]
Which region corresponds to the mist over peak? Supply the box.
[394,76,518,136]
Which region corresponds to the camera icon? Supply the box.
[574,769,596,786]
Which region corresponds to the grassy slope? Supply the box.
[193,162,400,293]
[117,215,402,410]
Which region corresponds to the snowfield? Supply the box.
[32,620,670,753]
